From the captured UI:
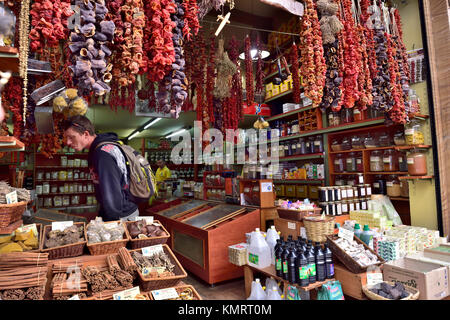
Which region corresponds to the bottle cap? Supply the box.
[363,224,370,231]
[255,228,260,232]
[255,278,260,283]
[354,223,361,230]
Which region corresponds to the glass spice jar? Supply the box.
[394,131,406,146]
[291,141,297,155]
[405,119,425,145]
[346,152,357,172]
[356,153,363,172]
[383,149,398,172]
[331,139,343,152]
[279,143,285,158]
[335,176,345,186]
[351,135,364,150]
[341,136,352,151]
[365,184,372,196]
[400,180,409,198]
[341,108,353,123]
[379,133,392,147]
[387,175,401,197]
[398,152,408,172]
[370,150,384,172]
[364,134,378,149]
[353,108,363,122]
[313,136,324,153]
[305,138,312,154]
[298,138,307,155]
[407,150,428,176]
[334,154,345,173]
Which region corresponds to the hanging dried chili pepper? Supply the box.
[290,43,301,104]
[244,35,254,106]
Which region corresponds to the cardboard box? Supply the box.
[334,263,368,300]
[274,218,303,240]
[296,185,308,198]
[272,85,280,96]
[279,81,289,93]
[382,257,449,300]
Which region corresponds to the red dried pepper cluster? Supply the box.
[143,0,176,82]
[244,35,254,106]
[255,37,265,96]
[359,0,378,79]
[355,24,373,110]
[290,43,301,104]
[29,0,73,52]
[1,77,23,140]
[182,0,200,41]
[39,113,65,159]
[300,0,326,107]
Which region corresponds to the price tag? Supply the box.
[6,191,17,204]
[113,286,141,300]
[135,216,154,224]
[16,224,38,237]
[261,182,273,193]
[142,245,164,257]
[338,227,354,243]
[366,272,383,286]
[52,221,73,231]
[288,222,296,230]
[68,295,80,300]
[151,287,179,300]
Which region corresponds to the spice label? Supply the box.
[338,227,354,243]
[387,182,394,187]
[249,253,259,265]
[261,182,273,193]
[288,222,296,230]
[151,287,179,300]
[113,286,141,300]
[383,157,391,163]
[68,295,80,300]
[366,272,383,286]
[135,216,154,224]
[142,245,164,257]
[5,191,17,204]
[407,158,415,164]
[52,221,73,231]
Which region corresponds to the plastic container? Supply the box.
[266,287,283,300]
[354,223,362,239]
[247,278,266,300]
[287,244,298,284]
[387,175,401,197]
[323,243,335,279]
[360,225,373,248]
[370,150,383,172]
[296,248,309,287]
[394,131,406,146]
[407,150,428,176]
[266,226,280,265]
[334,154,345,173]
[383,149,398,172]
[247,228,272,269]
[400,180,409,198]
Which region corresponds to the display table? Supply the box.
[243,263,335,299]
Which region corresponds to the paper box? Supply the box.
[382,257,449,300]
[272,85,280,96]
[274,218,303,240]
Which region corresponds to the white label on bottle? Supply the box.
[407,158,414,164]
[346,159,353,164]
[288,222,296,230]
[337,204,342,215]
[399,158,403,163]
[151,288,179,300]
[370,157,380,162]
[383,157,390,163]
[341,190,347,198]
[306,143,310,147]
[113,286,141,300]
[349,203,355,211]
[314,141,321,146]
[367,272,384,286]
[360,188,366,196]
[362,201,367,210]
[296,143,302,148]
[334,160,341,165]
[387,182,394,187]
[355,202,360,211]
[342,203,348,212]
[405,129,414,135]
[292,145,297,149]
[52,221,73,232]
[357,159,362,164]
[366,187,372,195]
[338,227,354,242]
[347,189,354,198]
[142,245,164,257]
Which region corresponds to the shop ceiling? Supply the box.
[90,0,290,140]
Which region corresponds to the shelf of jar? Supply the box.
[409,113,429,120]
[36,179,92,183]
[204,185,225,189]
[266,104,316,122]
[398,175,434,180]
[330,172,364,175]
[37,192,95,196]
[329,145,432,154]
[365,172,409,175]
[279,153,324,161]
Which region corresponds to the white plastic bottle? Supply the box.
[247,228,272,268]
[265,277,282,295]
[266,287,283,300]
[266,226,280,265]
[247,278,266,300]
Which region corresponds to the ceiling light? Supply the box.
[239,49,270,60]
[128,130,141,140]
[166,129,187,139]
[144,118,161,130]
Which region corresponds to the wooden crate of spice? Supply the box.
[85,220,129,255]
[40,222,86,260]
[131,244,187,291]
[124,220,170,250]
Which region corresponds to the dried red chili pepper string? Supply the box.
[206,35,216,124]
[290,43,301,104]
[183,0,200,41]
[244,35,254,106]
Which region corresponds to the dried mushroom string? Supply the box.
[18,0,30,126]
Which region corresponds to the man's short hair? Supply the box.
[62,115,95,136]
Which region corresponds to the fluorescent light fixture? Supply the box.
[128,130,141,140]
[144,118,161,129]
[239,49,270,60]
[166,129,187,139]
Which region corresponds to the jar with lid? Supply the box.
[394,131,406,146]
[341,200,349,215]
[408,89,420,113]
[351,136,364,150]
[335,201,342,216]
[291,120,299,135]
[387,175,401,197]
[328,111,341,127]
[291,141,298,155]
[357,184,366,198]
[400,180,409,198]
[360,198,368,210]
[341,108,353,123]
[364,184,372,196]
[327,187,335,202]
[319,187,328,202]
[335,176,345,186]
[341,136,352,151]
[379,133,392,147]
[43,182,50,194]
[340,186,348,200]
[308,137,316,154]
[370,150,383,172]
[407,150,428,176]
[356,153,363,172]
[319,202,329,215]
[405,119,425,145]
[346,152,357,172]
[348,199,356,212]
[298,138,307,155]
[279,143,285,158]
[334,154,345,173]
[284,143,290,157]
[313,136,324,153]
[353,186,359,199]
[345,185,354,199]
[398,152,408,172]
[331,139,343,152]
[37,171,44,181]
[364,134,378,149]
[383,149,398,172]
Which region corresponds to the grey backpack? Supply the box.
[96,141,157,203]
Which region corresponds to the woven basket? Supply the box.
[303,215,335,243]
[0,201,27,228]
[124,220,170,250]
[131,244,187,291]
[326,234,385,274]
[148,285,202,300]
[85,221,129,255]
[277,207,322,221]
[40,222,87,260]
[362,281,420,300]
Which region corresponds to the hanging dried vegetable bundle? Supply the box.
[386,34,406,124]
[1,78,23,139]
[370,26,390,113]
[213,38,237,99]
[39,112,65,158]
[254,36,265,99]
[355,24,373,110]
[183,0,200,41]
[197,0,226,20]
[359,0,378,80]
[244,35,254,106]
[290,43,301,104]
[206,35,216,124]
[299,0,327,107]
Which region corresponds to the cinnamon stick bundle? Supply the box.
[117,248,137,276]
[107,255,121,274]
[0,252,48,270]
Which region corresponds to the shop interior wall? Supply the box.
[399,0,437,230]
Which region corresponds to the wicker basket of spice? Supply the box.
[124,220,170,249]
[40,222,86,260]
[85,220,129,255]
[148,285,202,300]
[130,244,187,291]
[0,201,27,228]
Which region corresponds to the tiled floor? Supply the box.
[182,272,247,300]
